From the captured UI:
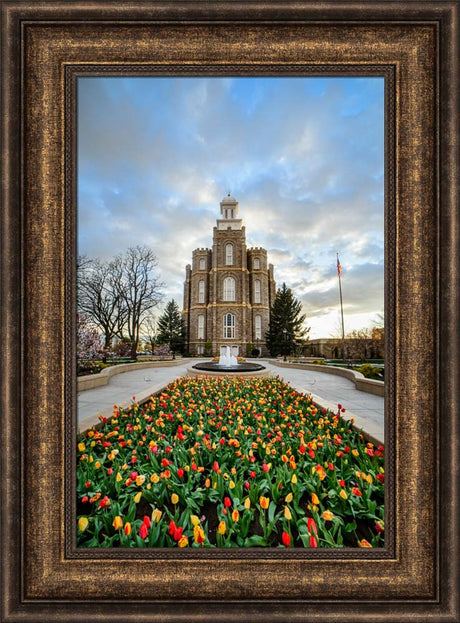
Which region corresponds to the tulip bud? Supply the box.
[78,517,89,532]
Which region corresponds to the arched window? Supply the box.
[225,243,233,265]
[199,258,205,270]
[198,280,205,304]
[254,279,261,304]
[223,277,236,301]
[253,258,260,270]
[197,315,205,339]
[254,315,262,339]
[223,313,235,339]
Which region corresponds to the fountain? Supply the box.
[189,345,268,378]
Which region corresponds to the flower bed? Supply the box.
[77,376,384,548]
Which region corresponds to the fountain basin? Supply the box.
[188,361,269,378]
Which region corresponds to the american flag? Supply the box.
[337,256,342,277]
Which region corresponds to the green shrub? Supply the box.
[356,363,381,379]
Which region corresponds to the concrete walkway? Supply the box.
[78,359,384,444]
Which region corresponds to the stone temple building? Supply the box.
[182,194,276,357]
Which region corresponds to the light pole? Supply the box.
[283,328,288,362]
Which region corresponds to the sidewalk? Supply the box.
[78,359,384,444]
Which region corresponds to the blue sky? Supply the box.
[78,76,384,339]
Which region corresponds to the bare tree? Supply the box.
[77,256,126,349]
[110,246,164,359]
[140,314,158,352]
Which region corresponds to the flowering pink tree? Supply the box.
[77,314,107,373]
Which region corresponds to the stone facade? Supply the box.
[183,195,276,356]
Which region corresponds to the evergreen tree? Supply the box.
[266,283,309,357]
[157,300,185,357]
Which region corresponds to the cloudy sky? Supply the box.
[78,76,384,339]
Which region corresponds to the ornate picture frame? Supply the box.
[1,2,458,621]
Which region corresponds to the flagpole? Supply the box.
[337,253,346,362]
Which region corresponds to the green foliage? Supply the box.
[246,342,253,356]
[204,341,213,356]
[157,300,185,355]
[356,363,382,379]
[266,283,310,357]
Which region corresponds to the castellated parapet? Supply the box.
[182,196,275,357]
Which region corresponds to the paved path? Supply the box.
[78,359,384,444]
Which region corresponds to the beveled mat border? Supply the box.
[1,2,458,622]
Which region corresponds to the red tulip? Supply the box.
[213,461,219,472]
[139,522,149,539]
[224,497,231,508]
[309,535,318,548]
[352,487,362,497]
[281,532,291,547]
[177,468,184,478]
[307,517,318,535]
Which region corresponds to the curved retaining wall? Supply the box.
[269,360,384,397]
[78,359,186,392]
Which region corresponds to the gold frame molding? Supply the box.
[1,2,459,621]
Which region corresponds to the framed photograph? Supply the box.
[1,2,458,621]
[75,73,386,552]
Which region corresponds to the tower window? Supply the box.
[223,313,235,339]
[197,314,205,339]
[199,258,205,270]
[198,280,205,304]
[255,315,262,339]
[223,277,236,301]
[253,258,260,269]
[225,243,233,265]
[254,279,261,304]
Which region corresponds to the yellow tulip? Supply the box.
[190,514,200,526]
[134,491,142,503]
[291,474,297,484]
[352,449,359,457]
[232,509,239,522]
[229,480,235,489]
[150,473,159,483]
[78,517,88,532]
[217,521,226,535]
[116,472,122,482]
[193,524,205,544]
[178,535,189,547]
[112,516,123,530]
[244,497,251,510]
[284,506,292,520]
[78,442,85,452]
[135,475,146,486]
[259,496,270,510]
[322,510,334,521]
[311,492,320,505]
[171,493,179,505]
[339,489,348,500]
[285,492,293,503]
[151,508,162,523]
